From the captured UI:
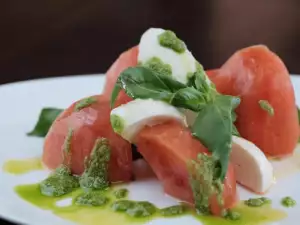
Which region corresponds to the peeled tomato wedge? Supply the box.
[43,95,132,182]
[135,121,238,215]
[210,45,298,157]
[103,46,138,104]
[111,99,186,142]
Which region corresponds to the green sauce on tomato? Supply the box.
[79,138,111,190]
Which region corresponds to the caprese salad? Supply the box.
[25,28,299,221]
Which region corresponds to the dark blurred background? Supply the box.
[0,0,299,85]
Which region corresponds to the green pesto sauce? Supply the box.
[3,157,43,175]
[15,183,287,225]
[223,210,241,221]
[75,191,109,206]
[143,57,172,77]
[79,138,111,190]
[244,197,271,207]
[159,205,186,217]
[158,30,186,53]
[110,114,125,135]
[113,188,129,199]
[187,153,223,215]
[40,165,79,197]
[112,200,156,218]
[75,97,97,111]
[281,196,296,207]
[63,129,73,157]
[259,100,274,116]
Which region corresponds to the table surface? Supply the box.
[1,1,300,224]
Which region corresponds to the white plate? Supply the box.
[0,75,300,225]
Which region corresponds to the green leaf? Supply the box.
[232,124,240,137]
[111,67,186,107]
[231,97,241,136]
[194,70,211,94]
[27,108,63,137]
[110,85,122,108]
[171,87,207,111]
[192,95,235,179]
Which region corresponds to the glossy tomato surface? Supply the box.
[43,95,132,182]
[136,121,237,215]
[210,46,298,157]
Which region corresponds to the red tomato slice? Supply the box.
[136,121,238,215]
[103,46,138,105]
[43,95,132,183]
[210,46,298,157]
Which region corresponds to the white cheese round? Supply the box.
[110,99,186,142]
[138,28,197,84]
[231,136,274,193]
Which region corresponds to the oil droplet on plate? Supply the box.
[3,157,43,174]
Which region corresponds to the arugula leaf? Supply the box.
[27,108,63,137]
[191,95,234,179]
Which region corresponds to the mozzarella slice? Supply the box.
[231,136,274,193]
[110,99,186,142]
[138,28,197,84]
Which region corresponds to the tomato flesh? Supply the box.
[136,121,238,215]
[43,95,132,182]
[210,46,298,157]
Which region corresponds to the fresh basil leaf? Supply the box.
[110,85,122,108]
[194,70,211,94]
[192,95,236,179]
[231,97,241,110]
[111,67,186,107]
[27,108,63,137]
[231,97,240,135]
[171,87,207,111]
[232,124,240,137]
